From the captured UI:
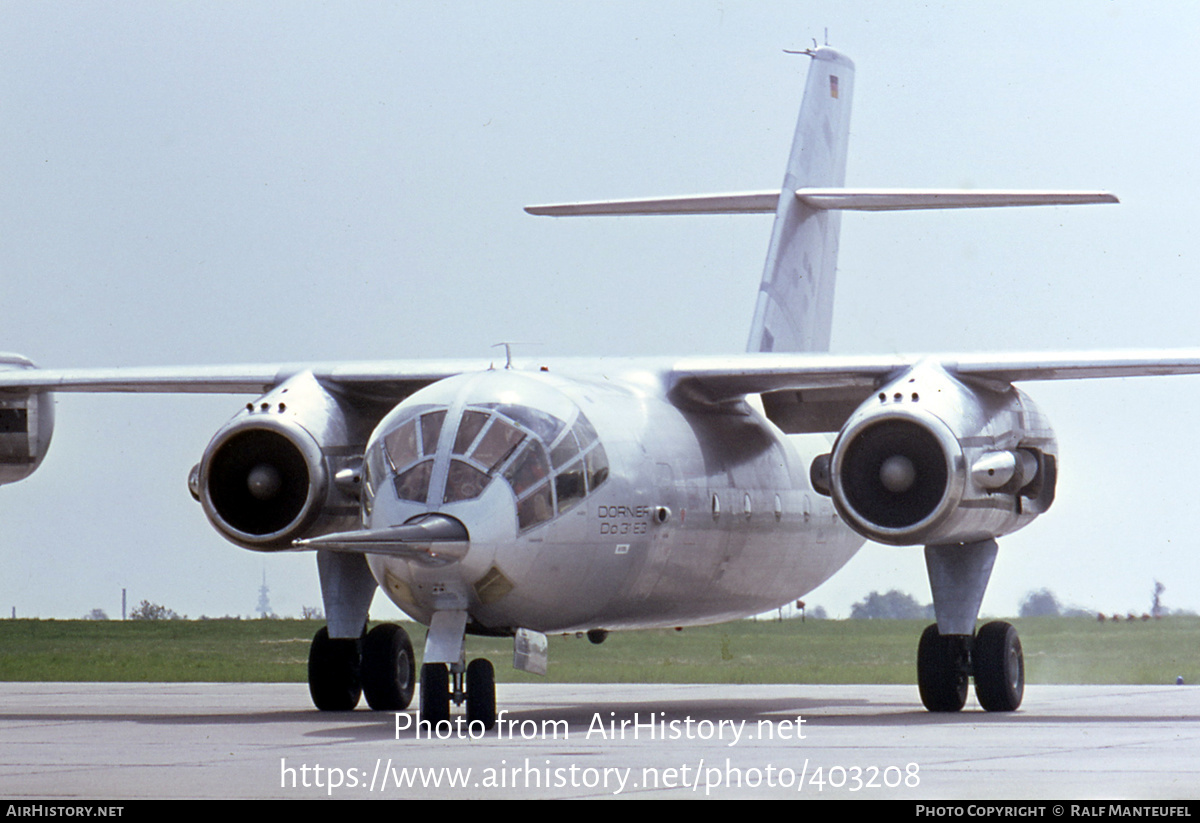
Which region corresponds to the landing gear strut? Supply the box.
[308,622,416,712]
[419,657,496,730]
[917,620,1024,712]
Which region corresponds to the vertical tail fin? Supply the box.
[526,46,1115,355]
[747,47,854,353]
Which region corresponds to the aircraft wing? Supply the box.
[667,350,1200,403]
[664,350,1200,433]
[5,350,1200,401]
[0,358,491,399]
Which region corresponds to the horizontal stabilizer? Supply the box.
[525,189,1117,217]
[795,188,1119,211]
[525,191,780,216]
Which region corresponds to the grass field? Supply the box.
[1,616,1195,685]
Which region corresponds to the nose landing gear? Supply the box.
[419,658,496,730]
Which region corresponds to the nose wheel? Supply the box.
[465,658,496,728]
[419,658,496,730]
[917,620,1024,712]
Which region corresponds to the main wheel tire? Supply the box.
[973,620,1024,712]
[308,626,362,711]
[465,658,496,730]
[917,623,969,712]
[419,662,450,726]
[362,623,416,711]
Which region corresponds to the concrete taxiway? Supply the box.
[0,683,1196,799]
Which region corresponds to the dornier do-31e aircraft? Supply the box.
[3,45,1199,726]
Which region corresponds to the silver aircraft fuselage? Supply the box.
[362,365,863,633]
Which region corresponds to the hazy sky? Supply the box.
[3,1,1199,623]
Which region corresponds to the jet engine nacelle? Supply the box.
[824,362,1057,546]
[195,371,371,550]
[0,355,54,486]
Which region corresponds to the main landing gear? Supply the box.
[419,658,496,730]
[306,622,496,727]
[307,622,416,712]
[917,620,1024,712]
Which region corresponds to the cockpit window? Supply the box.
[486,403,564,444]
[394,459,433,502]
[453,410,489,455]
[586,445,610,490]
[555,458,586,513]
[421,410,446,457]
[487,409,610,529]
[470,418,525,471]
[383,405,445,473]
[444,459,489,504]
[504,441,550,496]
[370,394,609,530]
[384,418,420,471]
[550,428,579,468]
[517,484,553,530]
[442,404,611,527]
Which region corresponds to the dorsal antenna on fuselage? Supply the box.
[491,342,514,369]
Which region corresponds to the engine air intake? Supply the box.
[839,418,949,530]
[206,428,314,537]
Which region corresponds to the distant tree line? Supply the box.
[130,600,183,620]
[81,602,327,620]
[850,590,935,620]
[1021,584,1196,619]
[1018,589,1094,618]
